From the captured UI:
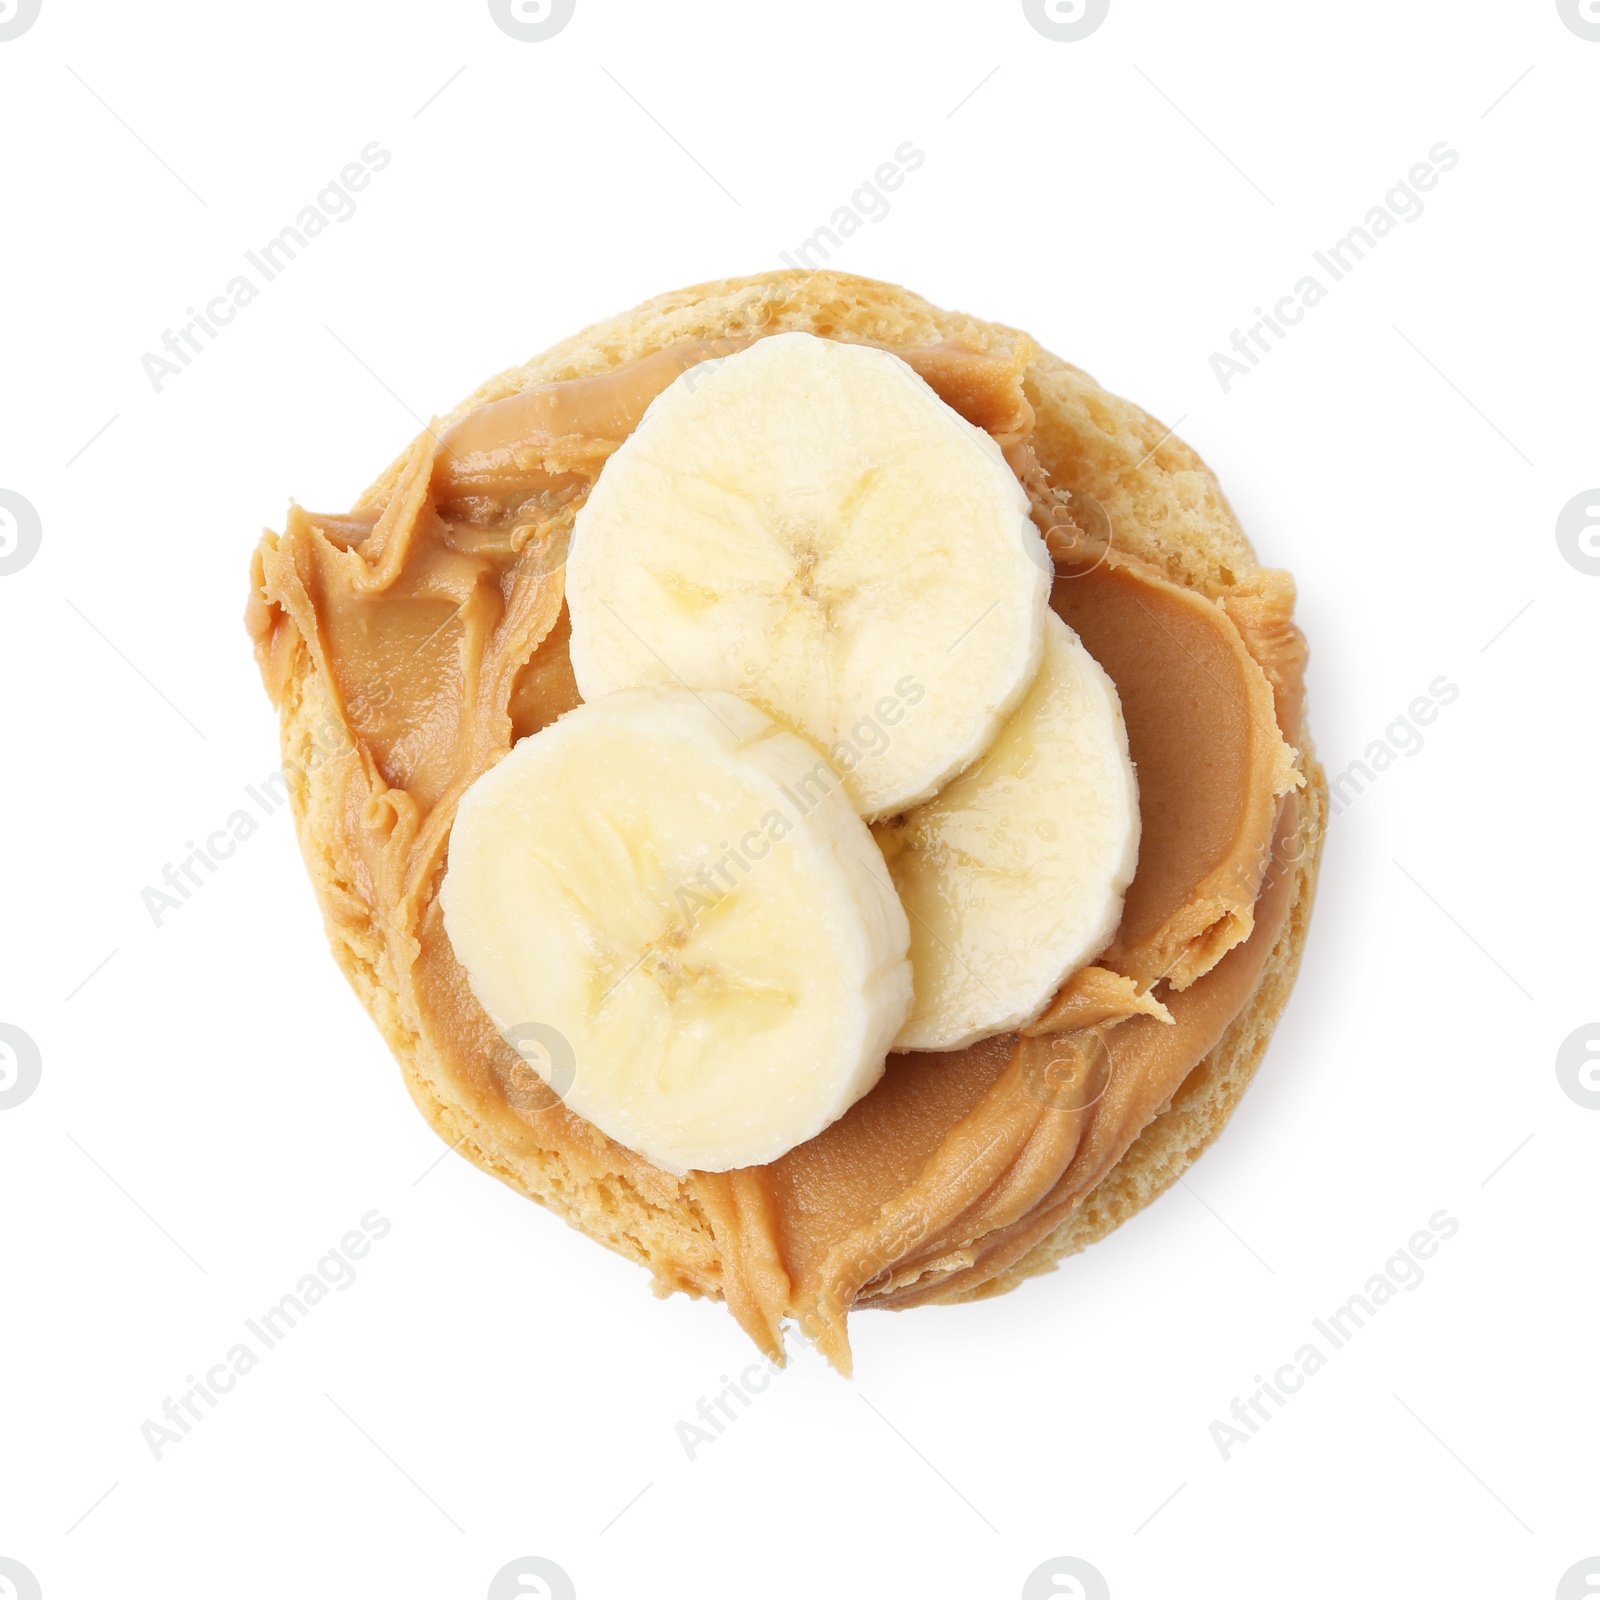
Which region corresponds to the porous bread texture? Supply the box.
[271,270,1325,1322]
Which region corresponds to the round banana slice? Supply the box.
[440,687,913,1173]
[874,613,1140,1052]
[564,332,1050,822]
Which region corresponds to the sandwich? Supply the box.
[247,271,1324,1372]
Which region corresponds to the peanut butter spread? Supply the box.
[248,336,1307,1371]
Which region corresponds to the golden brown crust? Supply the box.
[264,270,1324,1335]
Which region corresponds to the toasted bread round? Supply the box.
[265,271,1324,1329]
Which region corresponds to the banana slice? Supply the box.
[440,687,912,1173]
[873,613,1140,1052]
[564,332,1050,822]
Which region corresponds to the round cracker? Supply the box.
[262,271,1326,1323]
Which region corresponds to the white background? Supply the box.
[2,2,1596,1597]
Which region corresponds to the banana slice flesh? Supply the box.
[440,688,912,1173]
[564,332,1050,822]
[874,613,1140,1052]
